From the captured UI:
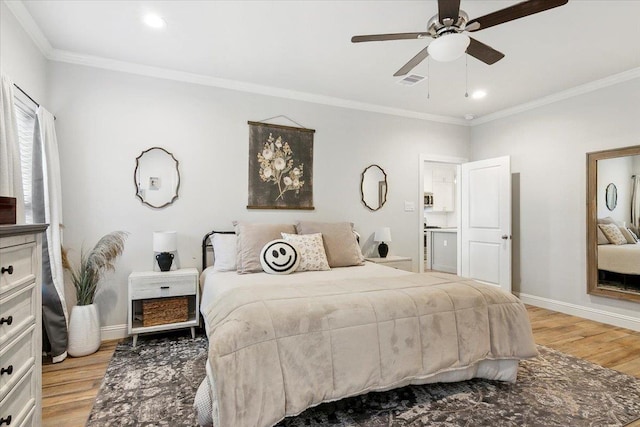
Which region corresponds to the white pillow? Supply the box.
[260,240,300,275]
[281,233,330,271]
[210,233,237,272]
[620,227,638,244]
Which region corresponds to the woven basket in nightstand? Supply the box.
[142,296,188,327]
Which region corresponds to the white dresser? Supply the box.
[0,225,47,427]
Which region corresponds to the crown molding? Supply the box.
[6,0,638,128]
[48,48,467,125]
[471,67,640,126]
[3,0,53,57]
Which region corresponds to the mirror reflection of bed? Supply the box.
[597,218,640,293]
[593,151,640,296]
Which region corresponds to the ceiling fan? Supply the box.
[351,0,569,77]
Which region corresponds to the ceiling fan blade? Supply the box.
[466,0,568,32]
[438,0,461,23]
[393,47,429,77]
[351,32,430,43]
[466,37,505,65]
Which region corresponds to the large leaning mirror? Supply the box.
[134,147,180,208]
[587,145,640,302]
[361,164,387,211]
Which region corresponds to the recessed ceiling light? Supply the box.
[471,90,487,100]
[143,14,166,29]
[464,114,475,120]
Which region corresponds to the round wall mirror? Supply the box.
[134,147,180,208]
[605,183,617,211]
[361,164,387,211]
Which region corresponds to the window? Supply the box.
[14,93,37,224]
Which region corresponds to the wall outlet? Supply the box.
[404,201,415,212]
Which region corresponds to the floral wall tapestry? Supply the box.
[247,121,315,210]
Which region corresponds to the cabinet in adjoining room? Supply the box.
[430,230,457,274]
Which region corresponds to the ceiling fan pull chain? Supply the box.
[427,58,431,100]
[465,54,469,98]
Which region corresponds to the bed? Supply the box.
[598,243,640,275]
[194,225,538,427]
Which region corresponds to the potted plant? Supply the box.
[62,231,128,357]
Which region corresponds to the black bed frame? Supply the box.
[201,230,235,270]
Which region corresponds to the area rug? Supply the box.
[87,333,640,426]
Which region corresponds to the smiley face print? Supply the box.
[260,240,300,274]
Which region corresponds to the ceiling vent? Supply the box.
[397,74,425,86]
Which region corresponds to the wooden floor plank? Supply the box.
[41,306,640,425]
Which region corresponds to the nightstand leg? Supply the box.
[133,334,138,348]
[190,327,196,339]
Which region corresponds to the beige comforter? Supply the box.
[201,272,537,427]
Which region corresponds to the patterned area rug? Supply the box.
[88,333,640,426]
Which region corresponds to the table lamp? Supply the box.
[374,227,391,258]
[153,231,177,271]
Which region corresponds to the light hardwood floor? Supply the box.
[42,306,640,426]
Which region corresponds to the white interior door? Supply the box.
[461,156,511,292]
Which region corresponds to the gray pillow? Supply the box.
[295,221,364,268]
[234,222,296,273]
[597,227,610,245]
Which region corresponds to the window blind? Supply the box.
[14,96,37,224]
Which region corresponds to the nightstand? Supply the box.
[365,256,413,272]
[128,268,199,347]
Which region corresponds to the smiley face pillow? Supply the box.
[260,239,300,274]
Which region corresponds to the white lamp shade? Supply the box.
[153,231,177,252]
[427,33,470,62]
[374,227,392,243]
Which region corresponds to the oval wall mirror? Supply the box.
[361,164,387,211]
[605,183,617,211]
[134,147,180,208]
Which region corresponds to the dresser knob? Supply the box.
[0,316,12,326]
[0,415,11,426]
[0,265,13,275]
[0,365,12,376]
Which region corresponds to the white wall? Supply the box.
[0,1,48,104]
[597,156,632,224]
[471,78,640,326]
[49,62,470,328]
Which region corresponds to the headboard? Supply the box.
[202,230,235,270]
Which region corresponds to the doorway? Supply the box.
[418,154,466,274]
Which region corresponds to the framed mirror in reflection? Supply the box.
[361,164,387,211]
[134,147,180,209]
[587,145,640,302]
[605,183,617,211]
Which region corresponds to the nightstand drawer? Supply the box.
[130,280,195,300]
[0,284,36,346]
[0,325,35,402]
[0,244,35,296]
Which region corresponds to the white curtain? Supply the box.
[0,75,25,222]
[632,175,640,235]
[35,107,68,363]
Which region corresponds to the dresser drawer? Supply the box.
[0,325,35,402]
[0,284,36,346]
[0,243,36,296]
[130,277,195,300]
[0,367,35,427]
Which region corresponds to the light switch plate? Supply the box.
[404,201,415,212]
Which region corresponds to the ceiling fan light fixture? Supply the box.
[427,33,470,62]
[143,14,167,29]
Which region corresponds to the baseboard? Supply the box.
[100,324,128,341]
[517,292,640,332]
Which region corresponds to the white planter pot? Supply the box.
[67,304,101,357]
